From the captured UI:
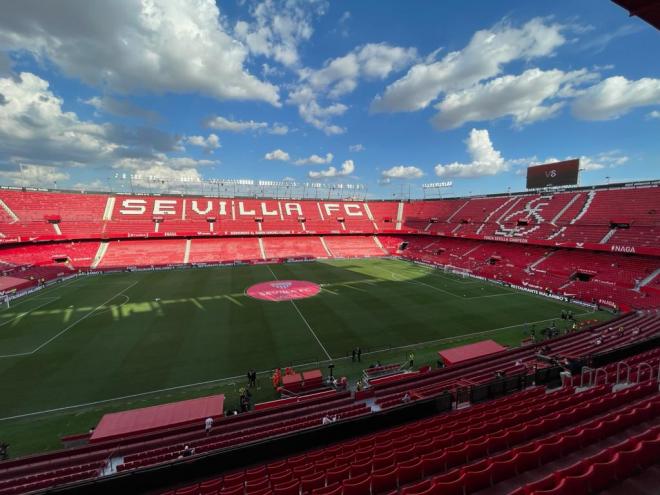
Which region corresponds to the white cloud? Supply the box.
[337,11,351,38]
[294,152,333,165]
[578,157,605,171]
[234,0,327,68]
[539,151,629,172]
[270,124,289,135]
[206,116,268,132]
[0,71,216,186]
[579,24,643,54]
[112,155,214,189]
[303,43,417,98]
[264,149,290,161]
[287,85,349,135]
[572,76,660,120]
[349,144,365,152]
[308,159,354,178]
[289,42,416,133]
[432,68,594,130]
[114,155,215,172]
[186,133,220,153]
[0,164,70,187]
[206,115,288,134]
[0,72,186,168]
[84,96,159,122]
[0,72,118,165]
[72,179,107,191]
[0,0,279,105]
[372,18,566,113]
[382,165,424,179]
[434,129,508,178]
[649,110,660,119]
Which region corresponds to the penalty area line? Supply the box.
[266,264,332,361]
[0,298,61,328]
[0,280,139,359]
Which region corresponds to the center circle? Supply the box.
[246,280,321,301]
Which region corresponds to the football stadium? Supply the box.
[0,1,659,495]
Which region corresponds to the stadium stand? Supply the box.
[188,238,263,264]
[323,236,387,258]
[0,241,99,291]
[0,182,658,494]
[0,182,658,309]
[0,309,657,494]
[98,239,187,269]
[394,236,660,311]
[148,382,659,495]
[262,236,329,260]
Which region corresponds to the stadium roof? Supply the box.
[612,0,660,30]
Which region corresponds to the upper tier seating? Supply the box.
[367,202,400,231]
[0,185,657,250]
[400,185,659,245]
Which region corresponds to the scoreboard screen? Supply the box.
[526,159,579,188]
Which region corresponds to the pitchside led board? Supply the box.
[526,159,580,189]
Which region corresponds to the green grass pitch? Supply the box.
[0,257,612,457]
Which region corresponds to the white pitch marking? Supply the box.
[0,298,60,328]
[0,309,599,422]
[0,281,139,359]
[266,264,332,361]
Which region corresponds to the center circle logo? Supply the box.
[247,280,321,301]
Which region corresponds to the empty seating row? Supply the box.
[155,379,659,495]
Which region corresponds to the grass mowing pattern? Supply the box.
[0,258,612,457]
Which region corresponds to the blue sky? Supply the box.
[0,0,658,198]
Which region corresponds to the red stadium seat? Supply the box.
[397,457,423,485]
[431,472,465,495]
[273,480,300,495]
[371,466,399,494]
[462,461,492,493]
[219,486,245,495]
[325,465,350,485]
[311,483,342,495]
[300,472,325,493]
[341,473,371,495]
[399,479,433,495]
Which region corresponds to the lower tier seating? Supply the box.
[98,239,187,268]
[324,236,386,258]
[389,235,660,310]
[153,380,659,495]
[0,312,658,494]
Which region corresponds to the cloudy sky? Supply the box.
[0,0,658,197]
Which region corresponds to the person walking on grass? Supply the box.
[357,347,362,362]
[409,352,415,368]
